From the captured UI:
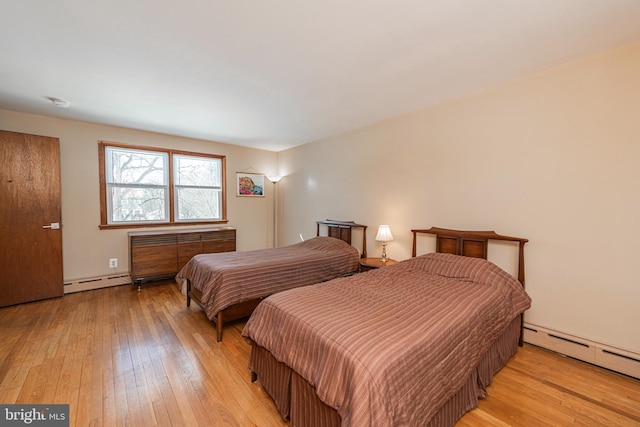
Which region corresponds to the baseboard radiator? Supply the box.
[64,274,131,294]
[523,322,640,379]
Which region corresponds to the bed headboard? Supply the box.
[317,219,368,258]
[411,227,528,286]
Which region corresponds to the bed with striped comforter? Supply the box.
[176,236,360,323]
[242,252,532,427]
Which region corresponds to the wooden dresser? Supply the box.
[129,227,236,287]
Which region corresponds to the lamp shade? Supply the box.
[375,225,393,242]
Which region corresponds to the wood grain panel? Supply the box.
[129,227,236,284]
[0,130,63,306]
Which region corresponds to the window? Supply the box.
[174,154,222,221]
[99,142,226,228]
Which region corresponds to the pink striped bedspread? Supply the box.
[242,252,532,427]
[175,236,360,321]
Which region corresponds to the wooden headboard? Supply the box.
[317,219,368,258]
[411,227,528,286]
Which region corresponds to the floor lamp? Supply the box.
[267,176,282,247]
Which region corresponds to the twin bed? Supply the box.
[242,227,531,427]
[177,222,531,426]
[176,220,367,341]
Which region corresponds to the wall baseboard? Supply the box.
[64,273,131,294]
[523,322,640,379]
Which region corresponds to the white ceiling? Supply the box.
[2,1,640,152]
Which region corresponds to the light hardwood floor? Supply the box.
[0,281,638,426]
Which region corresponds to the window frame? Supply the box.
[99,141,227,229]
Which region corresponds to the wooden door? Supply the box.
[0,130,63,306]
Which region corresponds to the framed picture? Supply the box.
[236,172,265,197]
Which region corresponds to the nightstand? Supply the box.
[359,258,398,272]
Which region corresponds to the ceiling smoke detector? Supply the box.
[49,97,70,109]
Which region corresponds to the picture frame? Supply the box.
[236,172,265,197]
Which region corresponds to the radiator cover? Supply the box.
[524,322,640,379]
[129,227,236,284]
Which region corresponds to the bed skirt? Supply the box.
[249,315,521,427]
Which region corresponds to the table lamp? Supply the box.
[375,225,393,262]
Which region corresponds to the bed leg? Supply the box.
[216,312,223,342]
[186,280,191,307]
[251,371,257,383]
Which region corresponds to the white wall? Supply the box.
[277,41,640,354]
[0,110,278,282]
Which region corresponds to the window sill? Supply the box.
[99,220,229,230]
